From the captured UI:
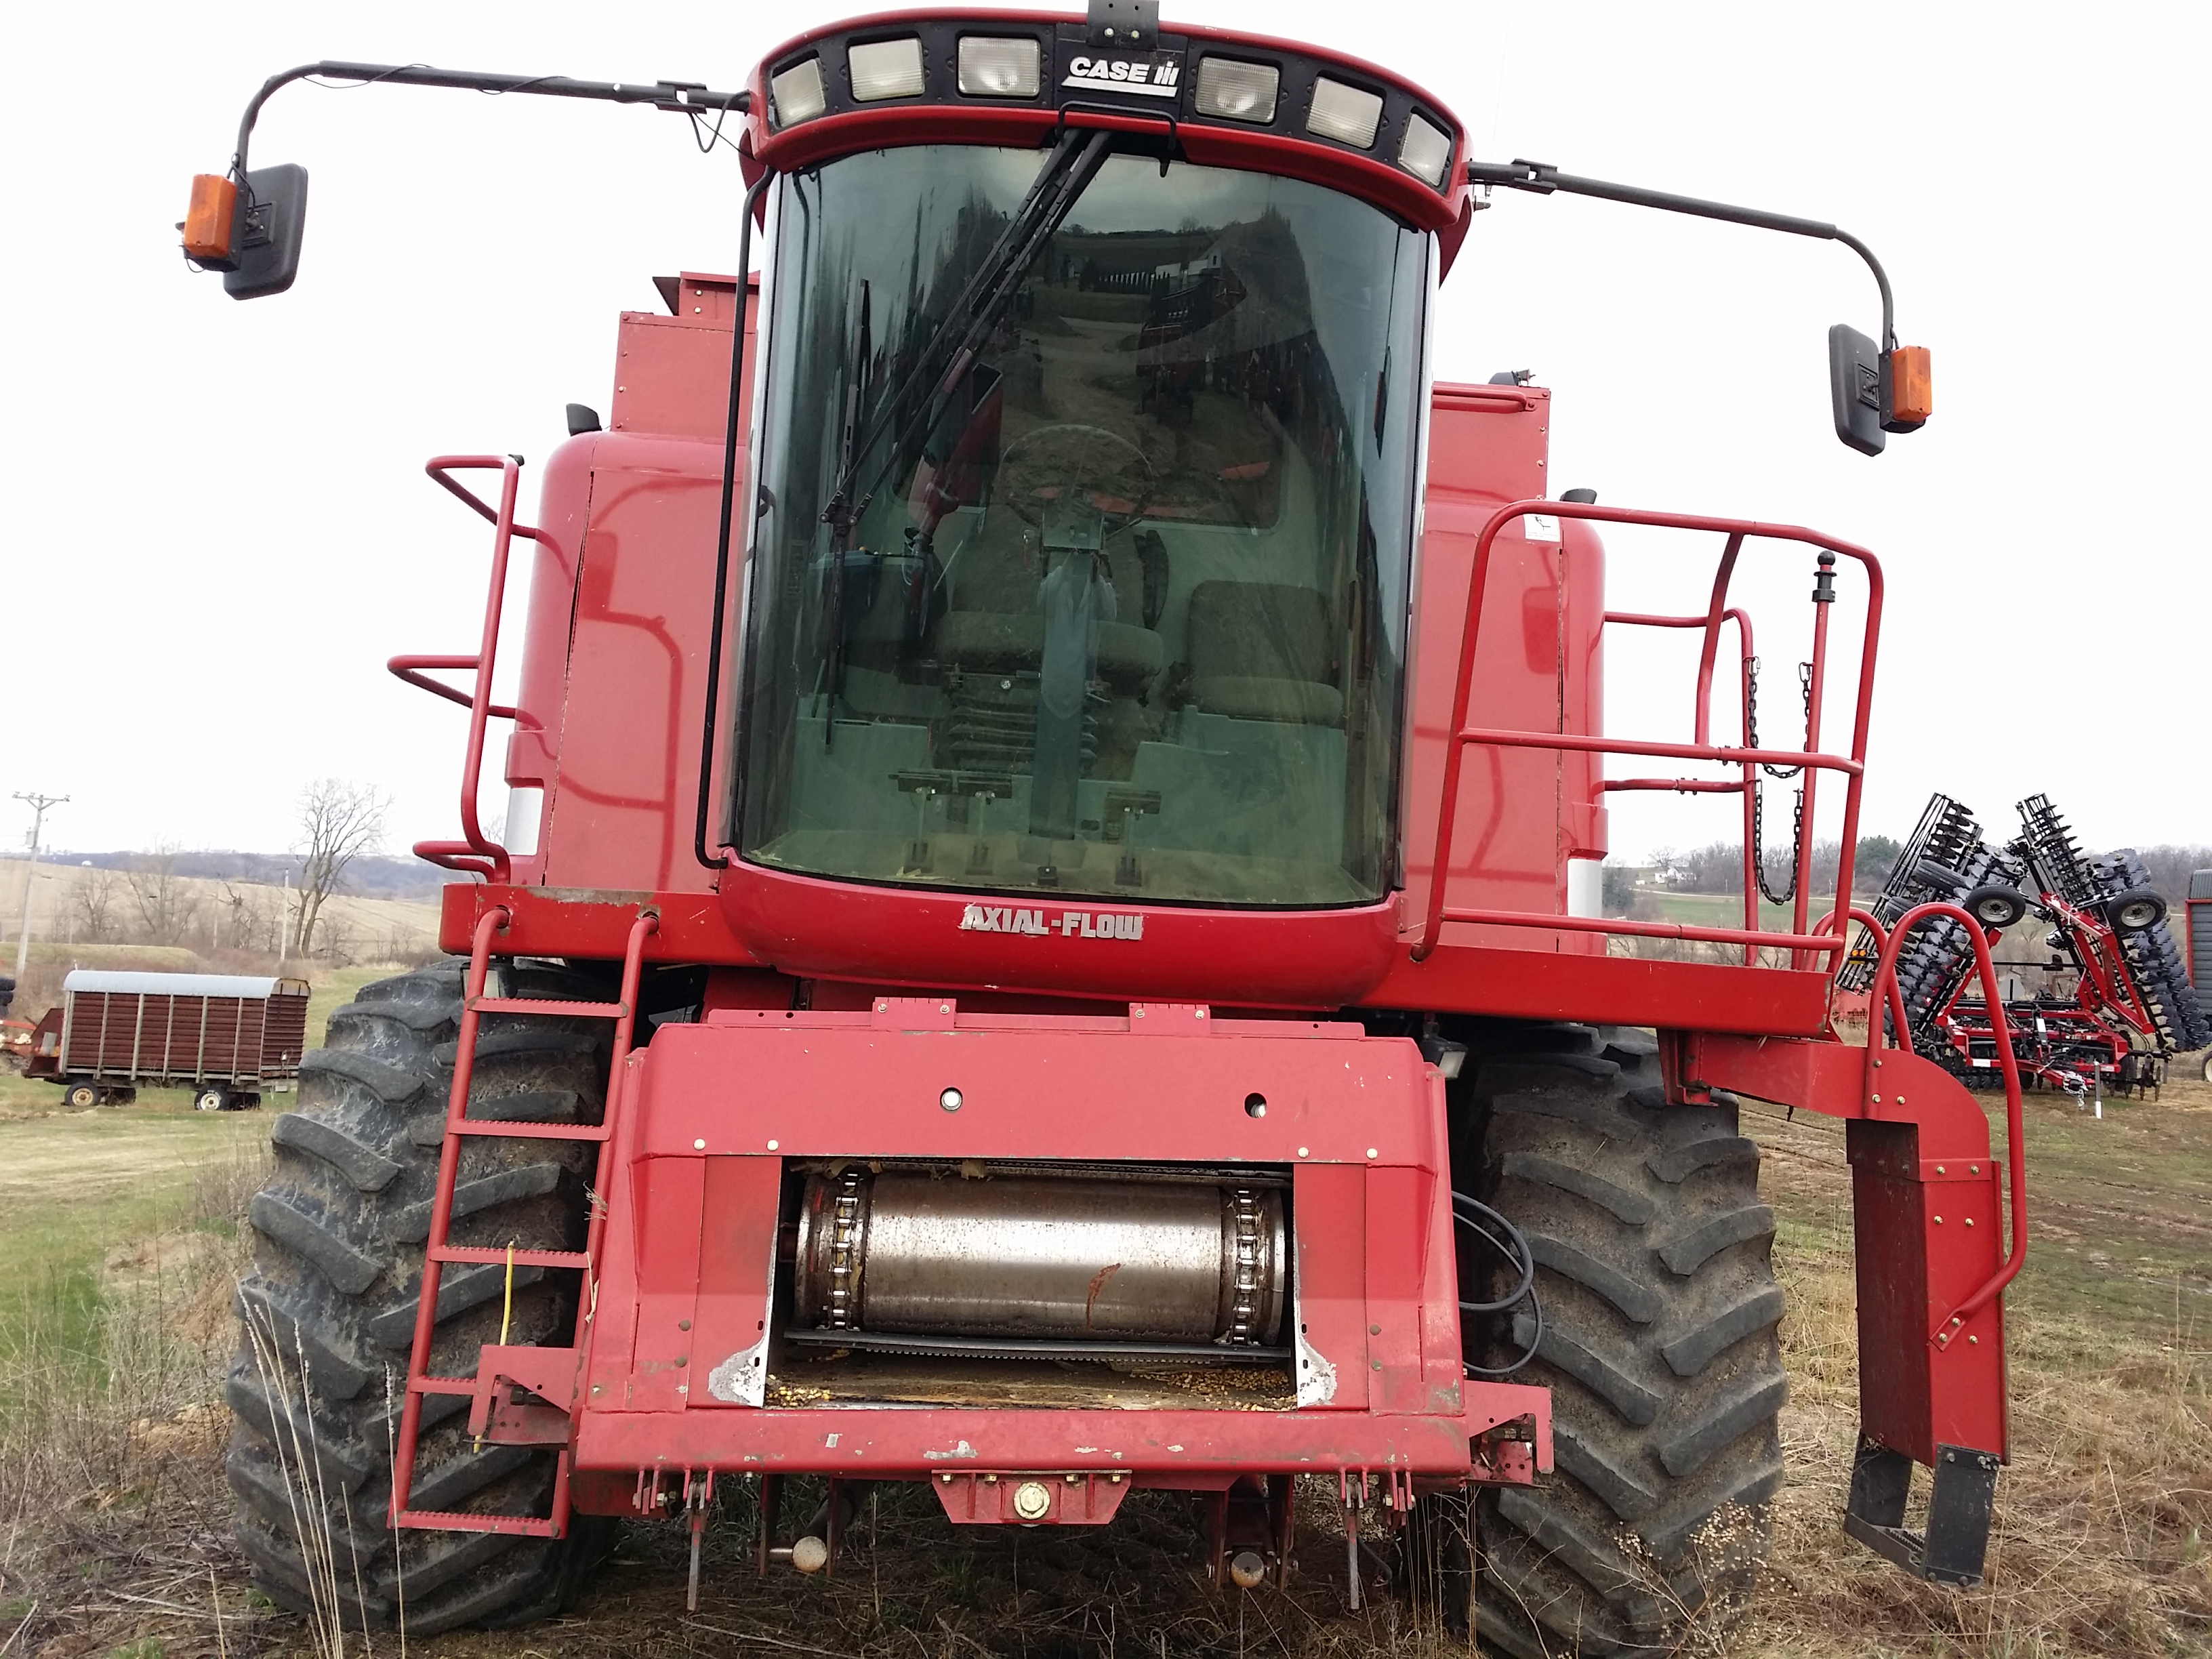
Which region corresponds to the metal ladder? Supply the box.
[388,905,658,1536]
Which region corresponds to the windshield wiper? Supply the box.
[819,127,1115,542]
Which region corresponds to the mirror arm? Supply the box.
[229,62,752,180]
[1466,159,1896,350]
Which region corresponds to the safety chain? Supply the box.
[1746,658,1813,906]
[823,1172,867,1329]
[1225,1189,1265,1344]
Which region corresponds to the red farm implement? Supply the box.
[187,5,2015,1650]
[1843,792,2211,1104]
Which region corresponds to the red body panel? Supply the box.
[503,274,756,899]
[565,998,1549,1490]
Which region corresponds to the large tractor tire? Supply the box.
[1468,1027,1786,1657]
[225,961,615,1635]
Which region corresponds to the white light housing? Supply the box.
[1193,56,1279,123]
[770,58,827,126]
[848,37,925,102]
[958,36,1041,98]
[1397,112,1452,187]
[1307,77,1383,148]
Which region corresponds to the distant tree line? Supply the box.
[1618,836,2212,907]
[1637,836,1905,899]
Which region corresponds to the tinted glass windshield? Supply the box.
[735,144,1426,907]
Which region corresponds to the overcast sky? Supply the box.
[2,1,2205,868]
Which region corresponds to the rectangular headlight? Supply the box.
[1193,57,1279,123]
[848,37,925,102]
[770,58,826,126]
[958,36,1041,98]
[1307,77,1383,148]
[1397,112,1452,186]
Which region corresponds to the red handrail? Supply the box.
[1412,500,1884,968]
[1866,901,2028,1345]
[387,455,554,882]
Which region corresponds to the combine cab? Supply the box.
[1845,792,2211,1099]
[188,6,2020,1650]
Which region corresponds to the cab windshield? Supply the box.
[734,143,1426,907]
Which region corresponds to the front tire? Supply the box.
[226,962,615,1635]
[1469,1026,1786,1657]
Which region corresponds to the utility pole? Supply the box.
[12,793,68,987]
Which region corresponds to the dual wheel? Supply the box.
[194,1086,260,1112]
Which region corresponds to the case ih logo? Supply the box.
[960,905,1145,940]
[1061,54,1181,99]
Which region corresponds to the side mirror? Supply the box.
[1830,325,1933,455]
[1828,323,1885,455]
[182,164,309,300]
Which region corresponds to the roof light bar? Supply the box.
[848,37,924,102]
[1397,112,1452,187]
[771,57,827,126]
[1193,56,1279,124]
[1307,77,1382,148]
[958,36,1041,98]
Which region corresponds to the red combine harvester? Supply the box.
[186,6,2013,1648]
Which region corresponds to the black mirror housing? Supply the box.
[224,164,309,300]
[1828,323,1885,455]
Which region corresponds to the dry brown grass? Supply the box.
[1736,1084,2212,1658]
[11,1077,2210,1658]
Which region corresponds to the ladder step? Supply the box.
[448,1120,611,1142]
[431,1245,589,1269]
[469,996,626,1019]
[409,1376,477,1396]
[396,1508,560,1538]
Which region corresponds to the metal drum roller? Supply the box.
[793,1170,1287,1349]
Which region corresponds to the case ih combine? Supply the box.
[1844,792,2211,1101]
[185,5,2018,1649]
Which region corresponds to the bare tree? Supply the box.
[293,779,390,958]
[73,871,120,943]
[124,846,201,945]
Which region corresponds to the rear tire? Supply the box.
[1467,1026,1786,1657]
[64,1082,98,1109]
[226,961,616,1635]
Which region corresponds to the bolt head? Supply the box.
[1012,1480,1051,1520]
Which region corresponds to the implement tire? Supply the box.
[1469,1025,1786,1657]
[225,961,615,1635]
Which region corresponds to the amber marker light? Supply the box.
[182,173,237,262]
[1887,346,1932,428]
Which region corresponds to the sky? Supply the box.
[1,0,2206,866]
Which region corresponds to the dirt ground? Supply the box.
[4,1060,2207,1658]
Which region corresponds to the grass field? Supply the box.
[0,1002,2204,1658]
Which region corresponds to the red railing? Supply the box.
[1866,901,2028,1344]
[388,455,552,882]
[1414,501,1883,970]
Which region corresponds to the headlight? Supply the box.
[1307,77,1382,148]
[1193,57,1279,124]
[1397,112,1452,187]
[848,37,925,102]
[958,37,1041,98]
[770,58,827,126]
